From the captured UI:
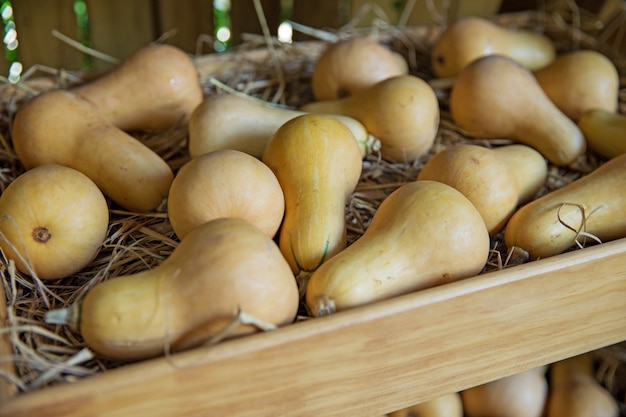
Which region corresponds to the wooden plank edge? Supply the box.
[1,237,625,416]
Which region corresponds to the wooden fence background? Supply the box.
[4,0,622,78]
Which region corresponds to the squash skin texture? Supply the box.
[11,89,174,213]
[311,37,408,100]
[449,55,585,166]
[387,392,463,417]
[547,354,619,417]
[534,50,619,122]
[578,109,626,159]
[78,218,299,361]
[72,43,203,131]
[417,144,547,235]
[0,164,109,280]
[167,149,285,240]
[431,16,555,78]
[462,367,549,417]
[300,75,440,162]
[504,152,626,260]
[188,93,373,159]
[262,114,362,275]
[305,180,490,316]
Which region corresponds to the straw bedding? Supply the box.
[0,0,625,411]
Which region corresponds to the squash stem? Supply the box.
[45,304,80,330]
[312,295,336,317]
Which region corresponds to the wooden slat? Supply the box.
[349,0,503,27]
[85,0,156,72]
[292,0,345,40]
[230,0,282,45]
[156,0,215,55]
[12,0,83,72]
[1,237,625,417]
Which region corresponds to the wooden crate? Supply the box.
[1,3,626,417]
[0,238,625,416]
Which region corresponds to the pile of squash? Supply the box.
[386,352,619,417]
[0,13,624,408]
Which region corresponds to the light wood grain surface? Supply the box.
[1,237,625,417]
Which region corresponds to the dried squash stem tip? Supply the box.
[45,304,80,330]
[366,134,382,154]
[507,245,530,266]
[312,295,336,317]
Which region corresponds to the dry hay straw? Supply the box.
[0,0,624,404]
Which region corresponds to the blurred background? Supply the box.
[1,0,623,82]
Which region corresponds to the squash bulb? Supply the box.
[449,55,585,166]
[0,164,109,280]
[72,43,203,131]
[547,354,619,417]
[46,218,299,361]
[418,144,547,235]
[167,149,285,240]
[306,180,490,316]
[301,75,439,162]
[431,16,555,78]
[188,93,376,160]
[461,367,549,417]
[262,114,363,276]
[311,37,408,100]
[11,90,174,213]
[388,392,463,417]
[534,50,619,122]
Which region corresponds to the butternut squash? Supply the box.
[504,153,626,260]
[461,367,549,417]
[305,180,490,316]
[578,109,626,159]
[311,37,408,100]
[534,50,619,121]
[11,90,174,213]
[431,16,555,78]
[387,392,463,417]
[167,149,284,240]
[0,164,109,280]
[547,354,619,417]
[449,55,585,166]
[262,114,363,276]
[300,75,440,162]
[45,218,299,361]
[417,144,547,235]
[72,43,203,131]
[187,93,377,159]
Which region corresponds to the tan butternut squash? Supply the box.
[387,392,463,417]
[449,55,585,166]
[11,90,174,213]
[534,50,619,121]
[311,37,408,100]
[504,152,626,260]
[72,43,203,131]
[0,164,109,280]
[461,367,549,417]
[417,144,547,235]
[45,218,299,361]
[300,75,440,162]
[305,180,490,316]
[431,16,555,78]
[167,149,284,240]
[578,109,626,159]
[547,354,619,417]
[187,93,377,159]
[262,114,362,276]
